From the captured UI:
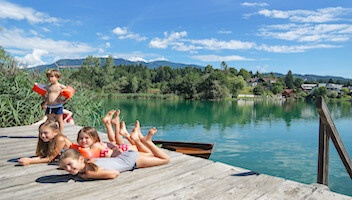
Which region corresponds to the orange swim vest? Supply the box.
[32,83,47,96]
[61,86,75,99]
[70,143,100,158]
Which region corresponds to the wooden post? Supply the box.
[316,96,352,184]
[317,118,329,185]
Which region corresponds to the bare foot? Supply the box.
[141,127,157,142]
[130,127,140,142]
[102,110,116,124]
[134,120,144,139]
[111,110,120,125]
[119,121,130,138]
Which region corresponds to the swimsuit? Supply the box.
[117,144,128,152]
[46,104,63,115]
[63,113,73,123]
[94,150,139,172]
[99,143,129,157]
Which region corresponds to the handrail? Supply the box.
[316,96,352,185]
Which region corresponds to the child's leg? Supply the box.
[136,127,170,168]
[130,120,152,154]
[120,121,136,145]
[55,114,64,134]
[102,110,116,143]
[111,110,124,145]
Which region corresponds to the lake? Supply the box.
[97,98,352,196]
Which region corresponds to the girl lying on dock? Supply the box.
[18,120,72,166]
[59,125,170,180]
[72,110,153,158]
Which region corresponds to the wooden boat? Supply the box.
[152,140,215,159]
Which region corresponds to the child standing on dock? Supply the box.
[18,120,72,166]
[60,125,170,180]
[43,69,69,134]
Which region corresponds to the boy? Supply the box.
[43,69,69,133]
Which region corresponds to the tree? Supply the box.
[204,65,213,74]
[0,46,18,75]
[293,78,304,88]
[221,61,228,74]
[238,68,251,80]
[228,76,246,97]
[285,70,294,89]
[253,85,264,95]
[102,56,115,86]
[82,55,101,68]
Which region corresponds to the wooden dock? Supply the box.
[1,125,351,200]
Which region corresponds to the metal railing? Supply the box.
[316,96,352,185]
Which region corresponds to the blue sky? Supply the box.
[1,0,352,79]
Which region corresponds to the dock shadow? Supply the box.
[36,174,87,183]
[231,171,260,176]
[8,156,37,165]
[0,135,38,139]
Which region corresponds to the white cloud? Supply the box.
[241,2,269,7]
[16,49,48,67]
[112,26,147,41]
[190,38,256,50]
[149,31,188,49]
[148,57,168,62]
[0,28,96,66]
[128,57,147,62]
[258,7,352,23]
[97,32,110,40]
[112,27,128,35]
[105,42,110,48]
[150,32,256,52]
[259,23,352,43]
[118,33,147,41]
[0,0,61,24]
[218,30,232,34]
[257,43,340,53]
[192,54,252,62]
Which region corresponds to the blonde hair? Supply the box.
[60,149,99,172]
[46,69,61,78]
[36,120,62,161]
[77,127,101,143]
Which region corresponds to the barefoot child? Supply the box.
[43,69,69,134]
[18,120,72,166]
[75,119,152,158]
[60,126,170,180]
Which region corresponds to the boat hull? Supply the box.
[152,140,215,159]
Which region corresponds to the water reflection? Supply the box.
[97,98,352,196]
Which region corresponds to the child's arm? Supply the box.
[18,156,51,166]
[80,167,120,180]
[18,135,68,166]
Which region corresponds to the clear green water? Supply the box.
[97,99,352,196]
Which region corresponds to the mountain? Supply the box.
[264,72,351,83]
[28,58,204,72]
[28,58,351,82]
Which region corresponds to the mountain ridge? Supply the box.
[29,58,351,82]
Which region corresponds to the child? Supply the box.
[32,101,75,126]
[43,69,69,134]
[75,119,152,158]
[60,126,170,180]
[18,120,72,166]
